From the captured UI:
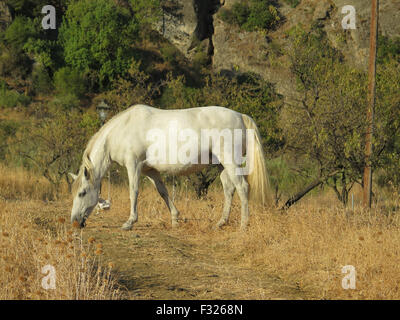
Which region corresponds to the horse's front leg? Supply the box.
[122,161,143,231]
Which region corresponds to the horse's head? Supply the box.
[70,155,99,228]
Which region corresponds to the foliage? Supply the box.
[282,26,368,204]
[31,66,53,94]
[53,67,85,98]
[59,0,140,88]
[0,43,32,78]
[377,35,400,64]
[0,81,31,108]
[282,26,400,204]
[129,0,161,26]
[374,59,400,191]
[12,106,100,194]
[5,0,62,18]
[219,0,280,32]
[99,60,155,114]
[266,156,305,205]
[0,16,36,78]
[0,119,20,160]
[49,94,80,111]
[4,16,36,51]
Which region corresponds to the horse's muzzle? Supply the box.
[71,215,86,228]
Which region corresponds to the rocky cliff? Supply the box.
[154,0,400,98]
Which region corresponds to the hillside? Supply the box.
[156,0,400,97]
[1,0,400,301]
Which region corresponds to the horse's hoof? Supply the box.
[121,223,133,231]
[171,221,179,228]
[215,220,227,229]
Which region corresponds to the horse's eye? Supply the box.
[78,190,86,198]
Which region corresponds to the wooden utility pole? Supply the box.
[363,0,379,208]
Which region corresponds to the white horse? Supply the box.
[70,104,269,230]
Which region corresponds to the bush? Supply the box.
[246,2,280,31]
[193,50,210,70]
[0,82,30,108]
[32,66,54,95]
[219,0,280,31]
[0,119,20,160]
[4,16,36,51]
[59,0,140,88]
[160,43,180,64]
[231,2,251,26]
[0,45,32,78]
[50,94,80,111]
[54,67,85,98]
[378,35,400,63]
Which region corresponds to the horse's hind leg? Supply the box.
[216,169,235,228]
[145,170,180,228]
[122,160,143,231]
[223,165,249,230]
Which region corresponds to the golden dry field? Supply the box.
[1,165,400,300]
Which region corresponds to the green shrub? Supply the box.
[0,81,31,108]
[0,119,20,160]
[59,0,140,87]
[243,1,280,31]
[219,0,280,31]
[160,44,180,63]
[4,16,36,51]
[231,2,251,26]
[218,8,236,25]
[54,67,85,98]
[0,45,32,78]
[193,50,209,70]
[50,94,80,111]
[378,35,400,63]
[32,67,54,95]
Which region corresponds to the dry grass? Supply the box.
[0,164,55,201]
[1,165,400,299]
[0,202,122,299]
[0,167,122,300]
[128,181,400,299]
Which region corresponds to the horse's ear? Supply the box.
[84,166,90,181]
[69,172,78,181]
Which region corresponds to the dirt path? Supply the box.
[17,196,313,299]
[84,211,311,300]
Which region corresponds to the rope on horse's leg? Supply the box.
[172,175,176,202]
[108,169,111,203]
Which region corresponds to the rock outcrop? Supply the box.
[153,0,400,97]
[0,1,12,32]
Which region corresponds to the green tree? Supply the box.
[54,66,85,98]
[281,26,400,206]
[59,0,140,88]
[4,16,36,51]
[281,26,368,205]
[13,106,100,196]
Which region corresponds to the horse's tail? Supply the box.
[241,114,270,206]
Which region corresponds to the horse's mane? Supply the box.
[72,105,141,196]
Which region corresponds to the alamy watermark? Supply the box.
[41,264,56,290]
[341,5,357,30]
[145,121,255,176]
[342,265,356,289]
[41,5,56,30]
